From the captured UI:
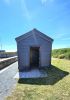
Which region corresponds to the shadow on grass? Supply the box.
[18,65,69,85]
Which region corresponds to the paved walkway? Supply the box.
[14,68,47,78]
[0,57,17,62]
[0,62,18,100]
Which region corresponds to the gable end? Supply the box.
[15,28,54,43]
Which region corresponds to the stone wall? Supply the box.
[0,56,18,70]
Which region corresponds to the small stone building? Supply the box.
[15,29,53,71]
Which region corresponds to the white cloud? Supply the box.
[4,0,32,26]
[20,0,33,27]
[4,0,11,5]
[61,37,70,40]
[41,0,54,5]
[52,33,66,39]
[21,0,31,21]
[52,32,70,42]
[4,0,31,21]
[41,0,48,4]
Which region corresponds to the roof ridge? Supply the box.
[15,28,53,42]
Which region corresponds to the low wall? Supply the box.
[0,53,17,58]
[0,56,18,70]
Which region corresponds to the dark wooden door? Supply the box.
[30,47,39,67]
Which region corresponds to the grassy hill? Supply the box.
[6,59,70,100]
[52,48,70,60]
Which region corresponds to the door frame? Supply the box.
[29,46,40,67]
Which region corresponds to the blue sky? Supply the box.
[0,0,70,51]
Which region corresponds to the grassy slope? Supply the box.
[6,59,70,100]
[52,48,70,59]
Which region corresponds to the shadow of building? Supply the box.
[18,65,69,85]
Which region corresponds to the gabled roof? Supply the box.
[15,28,54,43]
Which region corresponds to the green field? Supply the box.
[6,58,70,100]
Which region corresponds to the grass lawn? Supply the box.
[6,58,70,100]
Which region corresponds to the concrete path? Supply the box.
[0,62,18,100]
